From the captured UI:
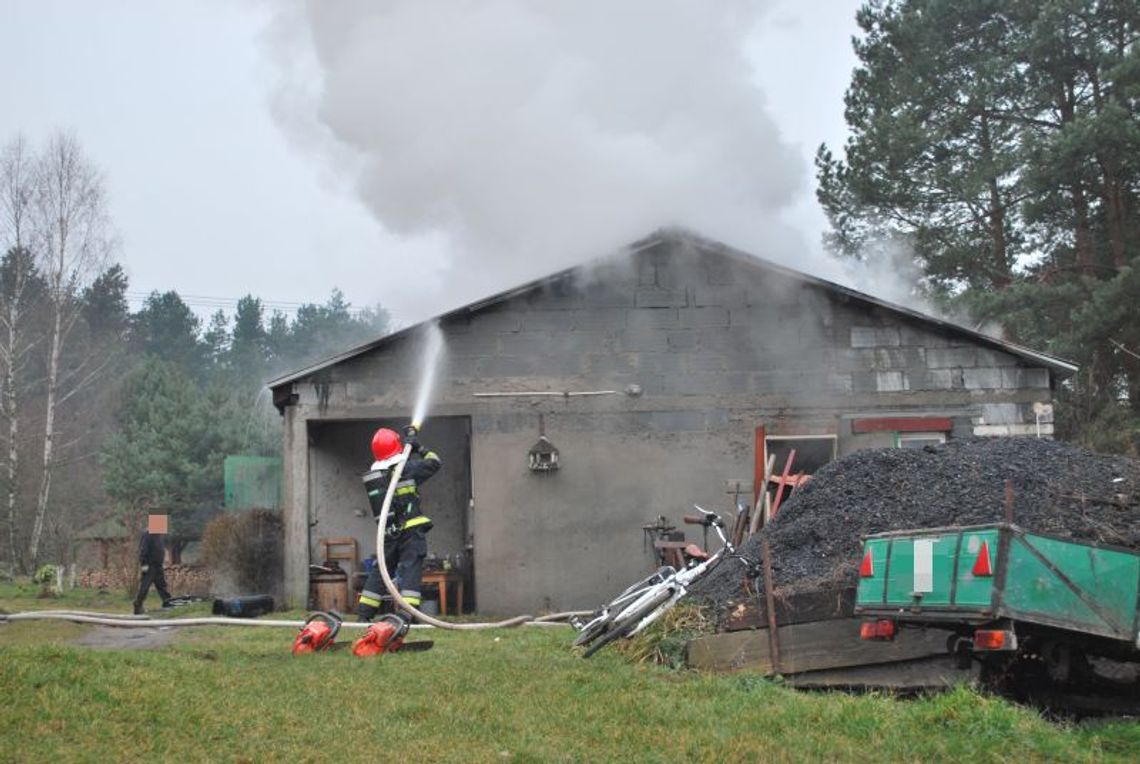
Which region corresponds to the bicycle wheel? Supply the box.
[582,587,674,659]
[573,581,662,648]
[572,609,614,647]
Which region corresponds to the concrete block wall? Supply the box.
[279,238,1061,612]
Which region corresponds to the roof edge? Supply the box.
[267,228,1077,399]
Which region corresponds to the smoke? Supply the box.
[266,3,794,312]
[265,2,929,319]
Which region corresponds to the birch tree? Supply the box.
[27,133,113,566]
[0,137,46,573]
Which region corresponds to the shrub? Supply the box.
[201,509,283,602]
[32,564,58,585]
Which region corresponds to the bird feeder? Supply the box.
[528,436,560,472]
[527,414,560,473]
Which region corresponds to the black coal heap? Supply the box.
[693,437,1140,608]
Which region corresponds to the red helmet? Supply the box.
[370,428,403,462]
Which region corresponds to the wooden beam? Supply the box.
[851,417,953,434]
[770,449,797,517]
[724,587,855,632]
[685,618,953,674]
[749,454,776,536]
[752,426,766,508]
[785,655,978,690]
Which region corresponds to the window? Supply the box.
[897,432,946,450]
[765,435,838,475]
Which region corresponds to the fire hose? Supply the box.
[2,442,589,632]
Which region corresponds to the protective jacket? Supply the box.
[138,531,166,567]
[363,448,442,535]
[357,445,442,621]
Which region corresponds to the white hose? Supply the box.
[0,611,572,629]
[372,441,589,629]
[0,439,594,633]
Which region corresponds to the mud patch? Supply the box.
[73,625,176,651]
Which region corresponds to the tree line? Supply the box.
[0,133,390,574]
[817,0,1140,454]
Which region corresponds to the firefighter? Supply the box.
[133,514,173,615]
[356,424,442,623]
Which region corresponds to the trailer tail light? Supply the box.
[860,619,897,641]
[973,629,1017,651]
[971,540,993,577]
[859,550,875,578]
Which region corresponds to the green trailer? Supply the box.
[855,523,1140,701]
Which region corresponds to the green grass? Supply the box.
[1,585,1138,762]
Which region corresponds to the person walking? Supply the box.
[133,514,172,615]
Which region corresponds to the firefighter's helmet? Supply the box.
[370,428,403,463]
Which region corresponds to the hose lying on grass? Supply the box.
[0,446,593,633]
[0,611,574,629]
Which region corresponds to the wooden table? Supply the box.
[421,570,464,616]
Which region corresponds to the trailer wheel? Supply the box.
[1042,640,1072,683]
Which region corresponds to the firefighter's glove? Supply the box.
[403,425,423,455]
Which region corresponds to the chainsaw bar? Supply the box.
[397,640,434,652]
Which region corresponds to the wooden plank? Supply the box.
[785,655,978,690]
[731,504,749,548]
[686,618,953,674]
[752,426,766,508]
[761,538,781,672]
[724,587,855,632]
[851,417,954,434]
[749,454,776,535]
[770,449,797,517]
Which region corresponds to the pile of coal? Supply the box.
[693,437,1140,607]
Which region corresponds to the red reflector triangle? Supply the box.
[972,540,993,577]
[859,550,874,577]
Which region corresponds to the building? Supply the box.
[268,229,1076,614]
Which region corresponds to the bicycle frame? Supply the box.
[617,545,728,639]
[574,505,758,655]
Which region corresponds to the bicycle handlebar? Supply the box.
[685,505,725,527]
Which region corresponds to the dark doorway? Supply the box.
[306,416,472,608]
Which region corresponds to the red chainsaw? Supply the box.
[292,611,343,654]
[291,611,433,656]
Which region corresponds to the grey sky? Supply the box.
[0,1,863,325]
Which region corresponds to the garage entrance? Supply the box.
[306,416,472,611]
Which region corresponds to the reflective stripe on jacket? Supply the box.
[363,449,441,531]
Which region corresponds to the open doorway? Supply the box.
[306,416,472,612]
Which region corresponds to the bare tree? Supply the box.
[0,136,43,572]
[27,133,112,566]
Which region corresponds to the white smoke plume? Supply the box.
[265,2,918,319]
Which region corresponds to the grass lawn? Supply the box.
[2,584,1138,762]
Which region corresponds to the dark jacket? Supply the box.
[138,531,166,567]
[363,448,442,533]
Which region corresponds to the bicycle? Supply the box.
[571,505,761,658]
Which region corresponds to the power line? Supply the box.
[125,291,377,317]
